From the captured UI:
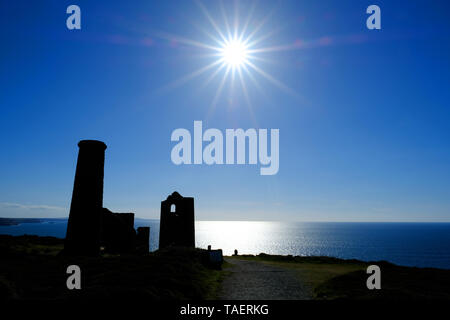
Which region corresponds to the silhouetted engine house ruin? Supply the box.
[64,140,149,256]
[159,192,195,249]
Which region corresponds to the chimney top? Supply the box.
[78,140,107,150]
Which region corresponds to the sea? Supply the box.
[1,219,450,269]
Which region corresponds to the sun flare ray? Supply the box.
[157,1,299,109]
[158,59,223,92]
[196,0,228,43]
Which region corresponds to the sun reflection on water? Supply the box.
[195,221,293,256]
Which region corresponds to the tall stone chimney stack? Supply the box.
[64,140,107,256]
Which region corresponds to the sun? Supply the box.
[220,38,249,68]
[156,1,297,108]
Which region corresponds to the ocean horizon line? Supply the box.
[1,217,450,223]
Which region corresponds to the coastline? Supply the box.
[2,219,450,269]
[1,234,450,300]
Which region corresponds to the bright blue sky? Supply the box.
[1,0,449,221]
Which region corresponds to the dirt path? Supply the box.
[219,258,313,300]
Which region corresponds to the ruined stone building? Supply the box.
[64,140,149,256]
[159,192,195,249]
[101,208,137,254]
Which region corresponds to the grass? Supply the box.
[3,235,450,300]
[0,235,225,300]
[227,253,450,300]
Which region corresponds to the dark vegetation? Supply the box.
[315,263,450,300]
[0,235,224,300]
[231,253,450,300]
[2,235,450,300]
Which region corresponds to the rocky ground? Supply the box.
[219,258,313,299]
